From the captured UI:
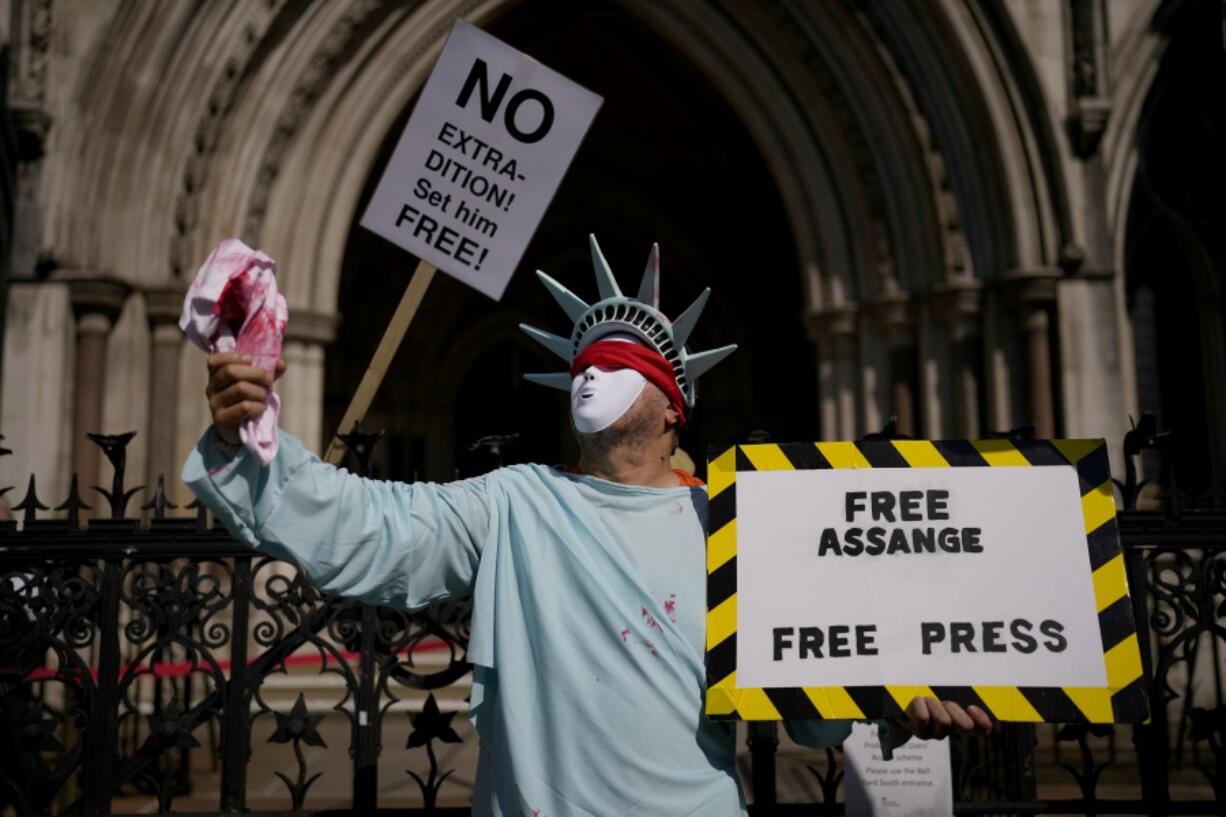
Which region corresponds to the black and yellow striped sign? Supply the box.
[705,438,1147,724]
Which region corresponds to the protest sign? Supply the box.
[360,18,602,300]
[704,438,1148,723]
[325,19,601,464]
[843,722,952,817]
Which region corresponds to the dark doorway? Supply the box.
[1125,0,1226,496]
[329,1,814,481]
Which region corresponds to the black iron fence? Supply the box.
[0,417,1224,816]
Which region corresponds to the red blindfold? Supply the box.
[571,340,687,427]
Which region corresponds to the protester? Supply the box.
[184,235,990,816]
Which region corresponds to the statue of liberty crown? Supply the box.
[519,234,737,408]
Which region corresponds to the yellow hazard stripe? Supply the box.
[816,442,871,469]
[804,687,865,719]
[973,687,1043,721]
[1105,635,1143,688]
[892,440,951,468]
[741,444,794,472]
[970,439,1030,466]
[708,520,737,573]
[734,688,782,720]
[1092,553,1128,612]
[709,446,737,499]
[707,687,737,716]
[1054,438,1103,464]
[1082,480,1116,534]
[886,685,936,713]
[1063,687,1114,722]
[706,594,737,651]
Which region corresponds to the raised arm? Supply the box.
[181,352,491,610]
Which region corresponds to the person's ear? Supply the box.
[663,404,680,431]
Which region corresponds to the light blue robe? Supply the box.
[184,429,853,816]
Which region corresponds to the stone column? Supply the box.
[67,276,130,504]
[144,286,186,491]
[934,281,984,438]
[280,310,338,452]
[872,291,916,437]
[806,306,859,440]
[1004,269,1060,438]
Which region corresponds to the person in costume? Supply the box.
[186,235,990,816]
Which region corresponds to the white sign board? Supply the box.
[844,723,952,817]
[361,19,602,299]
[737,465,1104,688]
[704,440,1147,724]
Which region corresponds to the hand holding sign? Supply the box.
[907,696,992,740]
[324,20,601,464]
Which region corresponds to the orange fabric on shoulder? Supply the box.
[557,464,705,487]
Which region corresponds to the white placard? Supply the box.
[844,722,952,817]
[361,19,603,299]
[735,466,1106,688]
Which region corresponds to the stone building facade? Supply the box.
[0,0,1220,504]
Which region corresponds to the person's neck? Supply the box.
[579,439,679,488]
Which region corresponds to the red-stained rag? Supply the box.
[571,340,686,427]
[179,239,288,465]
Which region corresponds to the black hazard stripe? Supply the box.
[765,687,820,720]
[1017,687,1083,722]
[706,633,736,687]
[1111,677,1148,721]
[1086,517,1120,571]
[929,686,987,714]
[856,440,910,468]
[1097,595,1135,653]
[1012,439,1068,467]
[932,440,989,467]
[707,557,736,607]
[1075,445,1111,495]
[846,687,900,718]
[708,484,736,535]
[777,442,831,470]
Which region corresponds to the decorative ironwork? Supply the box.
[0,417,1223,815]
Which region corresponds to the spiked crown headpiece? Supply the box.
[519,235,737,409]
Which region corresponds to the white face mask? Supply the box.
[570,365,647,433]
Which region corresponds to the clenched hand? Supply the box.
[206,352,287,443]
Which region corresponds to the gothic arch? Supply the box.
[33,0,1086,461]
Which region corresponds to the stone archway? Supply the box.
[20,0,1088,493]
[329,1,816,480]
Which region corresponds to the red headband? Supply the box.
[571,340,687,428]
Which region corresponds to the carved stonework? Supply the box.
[856,4,971,283]
[9,0,53,158]
[242,0,386,243]
[63,274,131,325]
[804,304,859,345]
[1069,95,1111,158]
[1067,0,1111,158]
[1002,267,1060,308]
[143,285,188,328]
[870,290,912,349]
[170,1,292,277]
[930,279,983,342]
[762,5,901,291]
[285,309,339,346]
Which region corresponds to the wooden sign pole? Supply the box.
[323,259,437,465]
